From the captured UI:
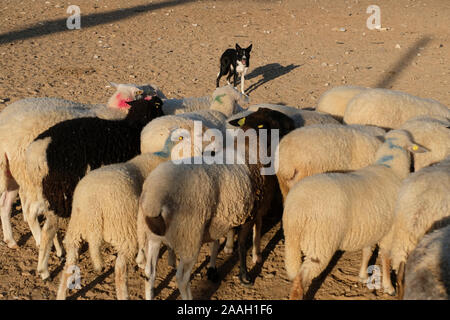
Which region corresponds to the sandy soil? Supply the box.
[0,0,448,300]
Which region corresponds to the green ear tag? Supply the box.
[238,117,246,126]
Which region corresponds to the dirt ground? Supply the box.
[0,0,448,300]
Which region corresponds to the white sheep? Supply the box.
[403,224,450,300]
[316,85,368,120]
[138,108,296,300]
[398,115,450,171]
[378,156,450,296]
[283,129,426,299]
[0,83,157,249]
[162,84,249,115]
[141,85,247,156]
[56,153,172,300]
[343,88,450,129]
[276,124,385,200]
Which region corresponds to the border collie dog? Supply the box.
[216,44,252,94]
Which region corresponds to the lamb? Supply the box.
[162,84,249,115]
[138,108,295,299]
[316,85,368,121]
[227,104,339,129]
[283,129,426,299]
[23,97,164,280]
[403,224,450,300]
[276,124,385,200]
[56,150,182,300]
[378,156,450,297]
[0,83,158,249]
[398,116,450,171]
[343,88,450,129]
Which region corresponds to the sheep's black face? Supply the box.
[228,108,295,139]
[125,96,164,128]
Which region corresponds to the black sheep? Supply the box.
[36,96,164,218]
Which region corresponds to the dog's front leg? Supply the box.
[240,73,245,94]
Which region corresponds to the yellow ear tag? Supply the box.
[237,117,246,126]
[412,145,419,151]
[178,136,183,141]
[258,124,264,128]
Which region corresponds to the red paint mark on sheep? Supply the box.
[115,93,132,109]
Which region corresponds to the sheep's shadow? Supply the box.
[67,267,115,300]
[303,251,344,300]
[244,63,301,95]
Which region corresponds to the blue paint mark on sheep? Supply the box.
[386,138,403,151]
[154,139,176,158]
[376,155,394,168]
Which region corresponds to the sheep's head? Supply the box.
[125,96,164,128]
[107,82,165,110]
[228,107,295,139]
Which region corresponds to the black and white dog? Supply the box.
[216,43,252,94]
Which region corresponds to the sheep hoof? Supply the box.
[224,247,233,255]
[252,254,262,265]
[39,271,50,281]
[239,272,253,287]
[5,240,18,249]
[383,287,396,296]
[206,267,220,283]
[358,276,368,284]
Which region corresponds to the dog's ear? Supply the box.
[246,44,252,52]
[235,43,242,51]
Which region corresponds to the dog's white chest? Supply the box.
[236,61,248,74]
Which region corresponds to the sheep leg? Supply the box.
[176,258,196,300]
[206,240,220,283]
[56,242,80,300]
[252,215,262,264]
[145,239,161,300]
[238,222,253,285]
[115,253,129,300]
[290,272,304,300]
[37,213,58,280]
[396,261,406,299]
[18,190,28,222]
[358,246,372,282]
[87,234,104,273]
[0,189,18,248]
[167,247,176,268]
[224,229,234,254]
[380,249,395,295]
[53,232,63,258]
[26,202,42,247]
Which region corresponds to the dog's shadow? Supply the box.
[244,63,301,95]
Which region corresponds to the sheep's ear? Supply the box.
[408,143,428,153]
[229,117,245,127]
[108,81,119,88]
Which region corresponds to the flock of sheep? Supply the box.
[0,82,449,300]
